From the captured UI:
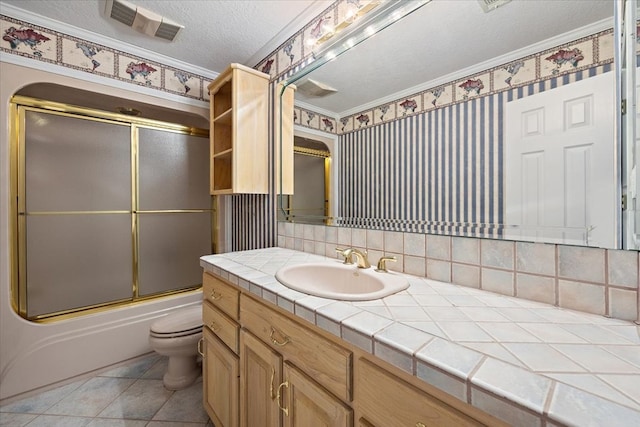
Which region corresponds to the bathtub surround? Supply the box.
[0,0,214,400]
[278,222,639,323]
[0,59,208,400]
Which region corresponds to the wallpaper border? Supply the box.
[0,14,212,103]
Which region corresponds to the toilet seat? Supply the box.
[150,325,203,339]
[150,305,202,339]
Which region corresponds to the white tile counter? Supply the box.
[201,248,640,427]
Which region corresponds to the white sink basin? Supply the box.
[275,262,409,301]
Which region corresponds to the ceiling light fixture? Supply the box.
[312,0,381,47]
[105,0,184,41]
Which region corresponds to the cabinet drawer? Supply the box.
[240,294,352,402]
[357,358,484,427]
[203,272,239,320]
[203,301,239,354]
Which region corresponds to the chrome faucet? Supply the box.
[335,247,370,268]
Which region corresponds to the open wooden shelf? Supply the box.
[207,63,270,195]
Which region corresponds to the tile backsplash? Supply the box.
[277,222,640,323]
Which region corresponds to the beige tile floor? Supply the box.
[0,354,213,427]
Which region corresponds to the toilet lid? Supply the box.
[150,325,202,339]
[150,305,202,335]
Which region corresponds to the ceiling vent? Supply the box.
[477,0,512,13]
[105,0,183,41]
[297,79,338,98]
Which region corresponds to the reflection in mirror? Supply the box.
[279,0,632,249]
[278,132,335,225]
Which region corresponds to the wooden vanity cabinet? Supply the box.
[356,358,484,427]
[240,294,353,427]
[202,271,505,427]
[208,63,269,195]
[240,329,351,427]
[202,272,240,427]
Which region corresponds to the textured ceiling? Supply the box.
[0,0,332,74]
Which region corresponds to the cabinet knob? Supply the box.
[209,321,221,332]
[210,290,222,300]
[416,423,427,427]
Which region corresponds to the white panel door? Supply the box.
[505,72,616,248]
[629,68,640,249]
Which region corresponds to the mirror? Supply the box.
[279,134,333,224]
[280,0,631,249]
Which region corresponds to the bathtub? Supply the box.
[0,61,214,402]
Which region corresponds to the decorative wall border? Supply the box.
[285,27,615,136]
[0,14,211,102]
[0,2,623,132]
[255,0,373,79]
[338,29,614,135]
[294,106,338,134]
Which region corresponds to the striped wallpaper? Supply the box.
[230,194,274,251]
[336,64,612,239]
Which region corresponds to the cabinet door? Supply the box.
[282,362,352,427]
[203,328,239,427]
[240,330,282,427]
[241,294,352,402]
[357,358,483,427]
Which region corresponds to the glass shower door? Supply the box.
[22,110,134,317]
[136,127,212,297]
[17,105,212,319]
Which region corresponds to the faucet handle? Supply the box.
[335,247,354,264]
[376,256,397,272]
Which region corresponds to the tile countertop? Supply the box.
[200,248,640,427]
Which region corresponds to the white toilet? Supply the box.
[149,304,203,390]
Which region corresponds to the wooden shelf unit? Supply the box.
[208,63,269,195]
